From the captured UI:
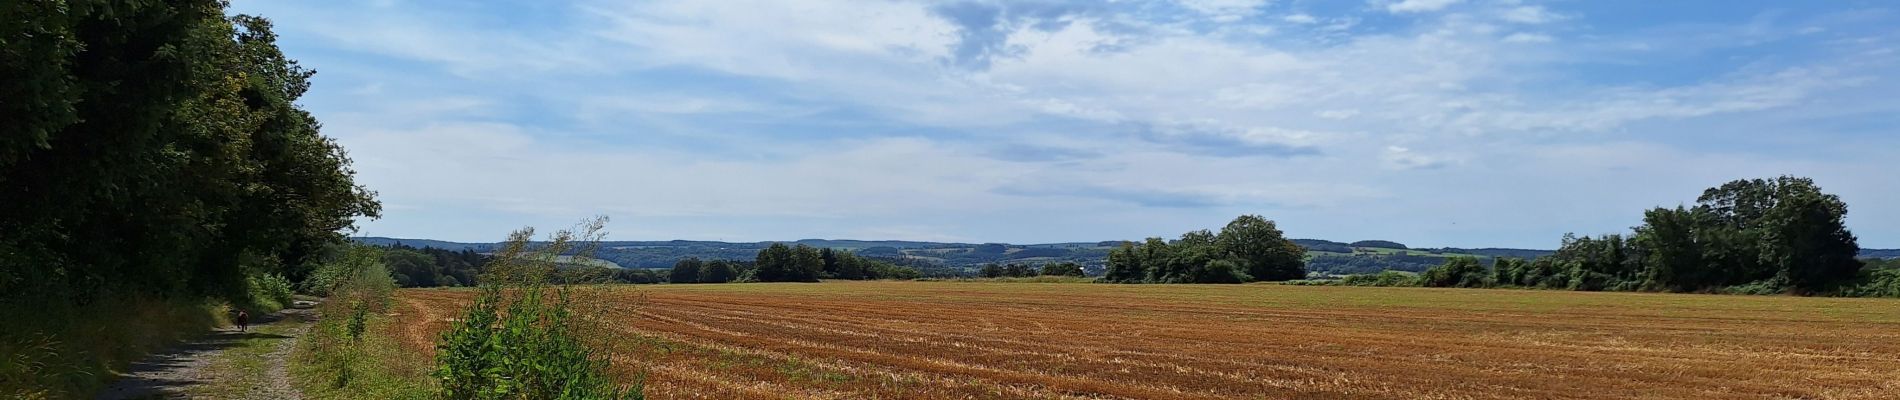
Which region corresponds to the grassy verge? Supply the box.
[0,297,227,399]
[290,303,433,400]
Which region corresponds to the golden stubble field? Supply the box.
[392,282,1900,399]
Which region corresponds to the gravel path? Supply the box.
[95,305,317,400]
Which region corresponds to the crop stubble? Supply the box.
[392,282,1900,399]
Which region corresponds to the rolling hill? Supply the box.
[353,236,1897,275]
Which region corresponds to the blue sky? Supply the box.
[228,0,1900,248]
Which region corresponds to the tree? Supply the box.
[0,5,378,306]
[1039,262,1085,277]
[819,247,840,278]
[979,263,1005,278]
[789,245,824,282]
[833,252,866,280]
[755,243,793,282]
[1103,243,1145,283]
[1138,238,1175,282]
[669,257,703,284]
[1193,259,1251,284]
[1758,179,1862,291]
[1491,258,1527,287]
[699,260,738,283]
[1635,207,1706,291]
[1217,215,1306,281]
[1419,257,1489,288]
[1692,177,1863,292]
[1003,263,1035,278]
[382,249,439,287]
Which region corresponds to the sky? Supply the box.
[227,0,1900,248]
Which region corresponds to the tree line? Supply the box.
[1,2,380,309]
[666,243,923,283]
[2,3,378,396]
[375,243,490,288]
[1102,215,1307,283]
[1376,177,1895,297]
[978,262,1085,278]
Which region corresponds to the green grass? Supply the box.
[290,305,432,400]
[0,297,228,399]
[191,313,305,398]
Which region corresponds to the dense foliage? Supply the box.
[1417,257,1489,288]
[974,262,1087,278]
[1102,215,1305,283]
[2,3,377,397]
[1344,177,1886,297]
[377,244,489,288]
[1306,254,1443,275]
[434,222,643,399]
[0,1,378,307]
[745,244,920,282]
[1517,177,1865,294]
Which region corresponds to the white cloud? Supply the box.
[1178,0,1271,22]
[1502,32,1553,43]
[1317,109,1361,119]
[1381,146,1452,170]
[229,0,1900,246]
[1383,0,1464,14]
[1499,6,1560,24]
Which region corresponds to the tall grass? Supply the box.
[0,298,224,399]
[433,217,644,399]
[290,245,432,399]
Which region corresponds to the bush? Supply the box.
[1337,271,1420,287]
[1840,269,1900,298]
[1722,280,1786,296]
[433,219,643,399]
[292,244,409,396]
[246,273,295,312]
[1418,257,1491,288]
[0,298,221,399]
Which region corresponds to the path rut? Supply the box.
[94,304,317,400]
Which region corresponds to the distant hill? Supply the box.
[351,237,1898,272]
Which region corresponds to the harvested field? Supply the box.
[392,282,1900,399]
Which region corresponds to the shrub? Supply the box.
[1418,257,1491,288]
[246,273,295,312]
[1337,271,1420,287]
[1722,280,1786,296]
[433,218,643,399]
[1840,269,1900,298]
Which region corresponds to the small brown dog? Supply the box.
[235,310,250,332]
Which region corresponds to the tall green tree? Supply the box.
[789,244,824,282]
[1217,215,1306,281]
[755,243,793,282]
[1755,178,1862,291]
[1103,243,1144,283]
[699,260,738,283]
[1419,257,1489,288]
[669,257,703,284]
[1635,206,1706,291]
[0,2,377,306]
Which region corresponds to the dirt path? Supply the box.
[95,303,318,400]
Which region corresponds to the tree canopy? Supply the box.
[1,2,378,307]
[1103,215,1304,283]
